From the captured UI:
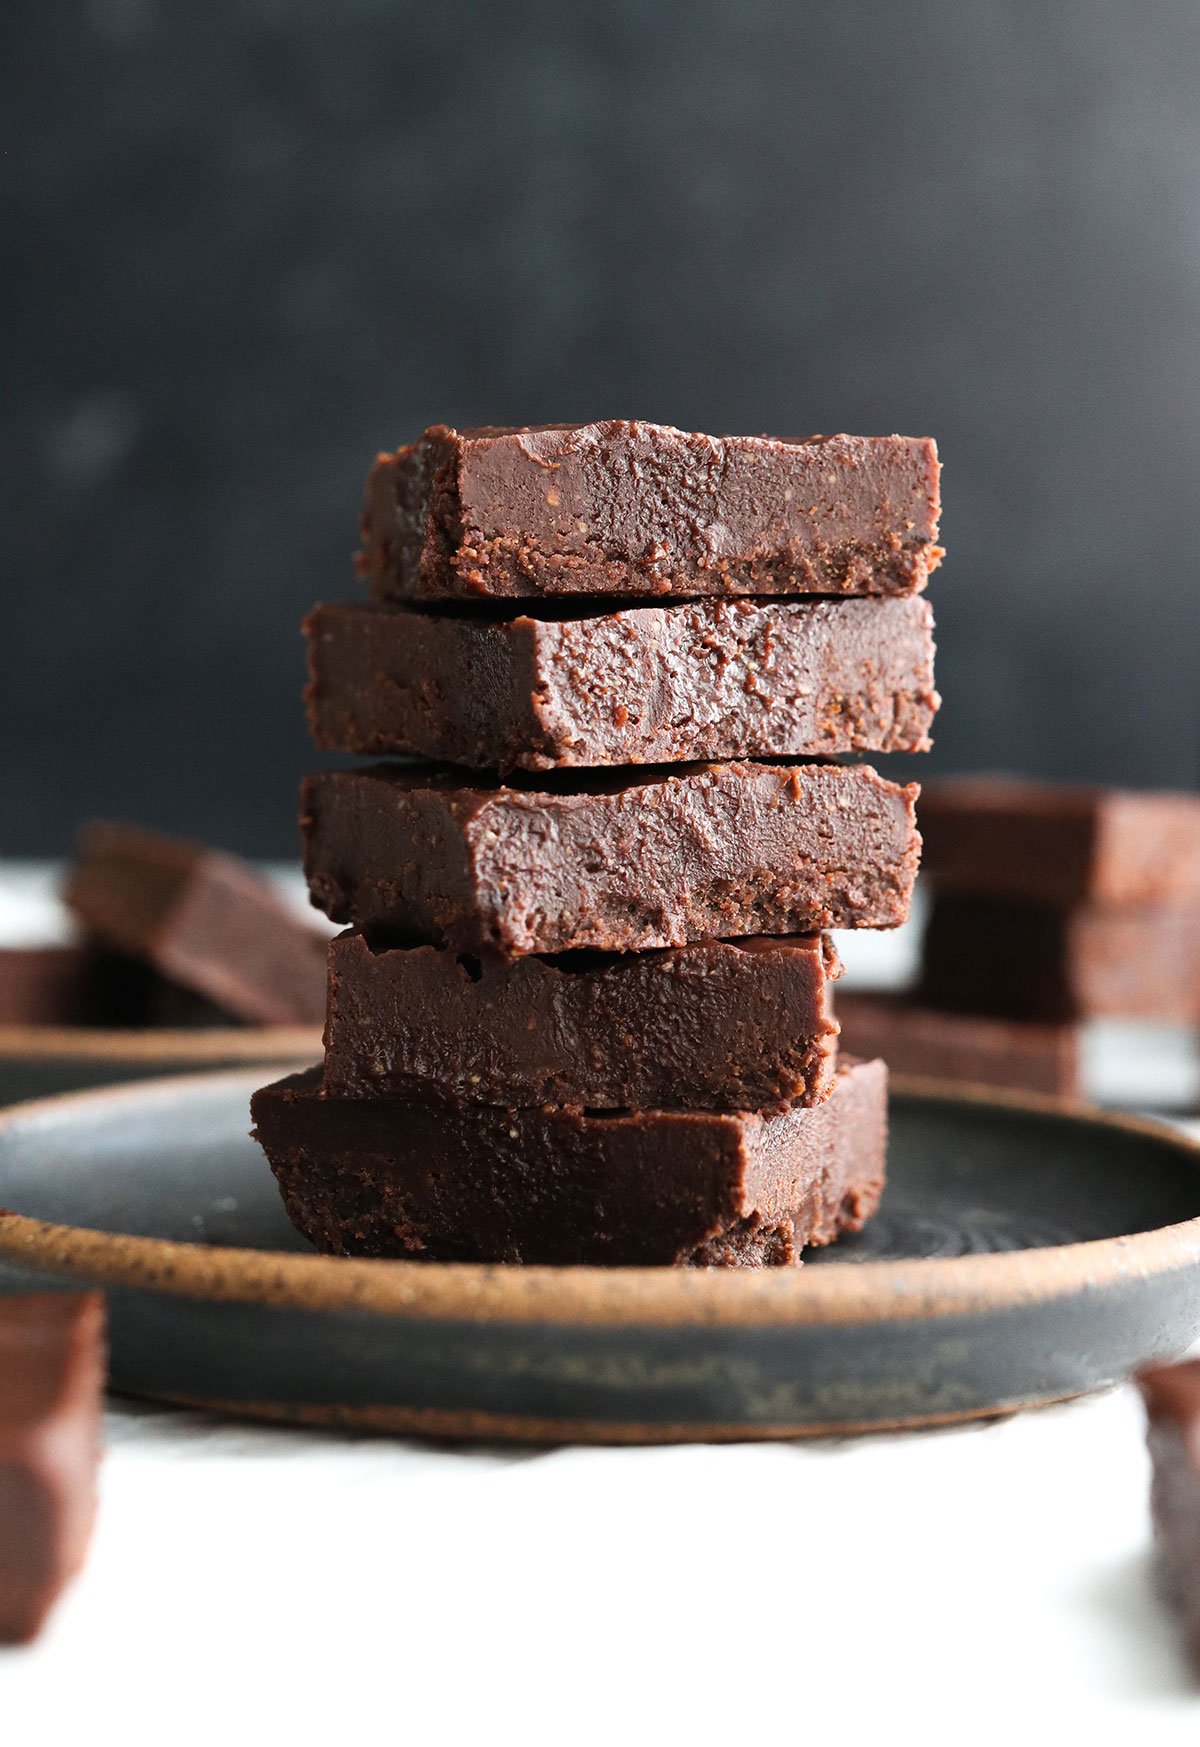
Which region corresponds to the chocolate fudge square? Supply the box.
[920,892,1200,1024]
[920,777,1200,906]
[0,946,115,1027]
[359,422,942,602]
[305,595,939,772]
[323,930,841,1110]
[1138,1358,1200,1670]
[301,761,921,953]
[253,1057,887,1268]
[834,991,1080,1098]
[65,822,329,1027]
[0,1293,105,1644]
[0,944,244,1030]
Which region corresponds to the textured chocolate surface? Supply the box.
[359,422,942,602]
[323,930,841,1110]
[65,822,329,1026]
[921,777,1200,906]
[0,1294,104,1645]
[302,761,921,953]
[920,892,1200,1023]
[305,595,939,771]
[835,990,1080,1098]
[1139,1359,1200,1669]
[253,1057,887,1267]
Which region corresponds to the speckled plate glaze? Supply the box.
[0,1068,1199,1443]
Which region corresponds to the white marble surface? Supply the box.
[0,1389,1197,1740]
[1,867,1199,1738]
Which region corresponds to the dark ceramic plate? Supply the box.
[0,1069,1199,1443]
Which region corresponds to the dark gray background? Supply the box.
[4,0,1199,854]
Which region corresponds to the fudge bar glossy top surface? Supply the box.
[359,421,941,602]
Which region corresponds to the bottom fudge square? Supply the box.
[253,1058,887,1268]
[1,1293,105,1644]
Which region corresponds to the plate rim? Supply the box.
[0,1023,323,1062]
[1,1066,1199,1331]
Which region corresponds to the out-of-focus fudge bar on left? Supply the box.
[65,822,328,1027]
[0,945,238,1029]
[920,777,1200,907]
[835,990,1080,1097]
[0,946,113,1026]
[0,1293,105,1644]
[920,893,1200,1023]
[1138,1358,1200,1670]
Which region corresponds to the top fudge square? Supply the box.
[358,421,942,602]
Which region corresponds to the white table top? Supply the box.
[1,867,1198,1738]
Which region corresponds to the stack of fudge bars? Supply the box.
[253,420,942,1267]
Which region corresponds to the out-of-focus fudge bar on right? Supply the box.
[359,421,942,603]
[1138,1358,1200,1670]
[301,761,922,953]
[920,777,1200,906]
[323,931,841,1111]
[919,893,1200,1023]
[835,990,1080,1097]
